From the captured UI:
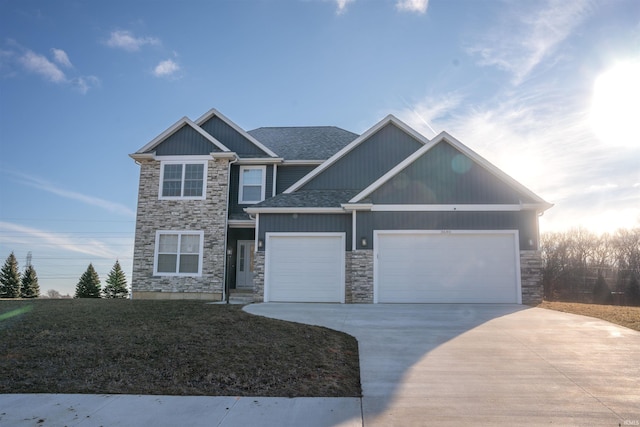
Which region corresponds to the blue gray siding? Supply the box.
[258,214,352,251]
[355,210,539,250]
[301,123,422,190]
[154,124,222,155]
[276,165,317,193]
[229,165,274,216]
[200,115,270,158]
[369,141,535,204]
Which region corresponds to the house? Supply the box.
[130,108,552,304]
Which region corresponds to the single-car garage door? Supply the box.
[375,231,520,303]
[265,233,345,303]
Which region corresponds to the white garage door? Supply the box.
[265,233,345,303]
[375,231,520,303]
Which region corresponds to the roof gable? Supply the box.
[350,131,552,210]
[135,117,229,155]
[285,115,428,193]
[195,108,278,158]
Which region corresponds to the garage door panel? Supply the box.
[376,232,519,303]
[266,234,345,303]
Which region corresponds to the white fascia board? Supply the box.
[195,108,280,158]
[135,117,231,154]
[244,207,345,214]
[236,158,284,165]
[211,152,238,160]
[228,220,256,228]
[341,203,373,211]
[129,153,155,162]
[154,154,214,161]
[370,204,522,212]
[283,114,429,194]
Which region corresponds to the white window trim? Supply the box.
[159,160,208,200]
[239,165,266,204]
[153,230,205,276]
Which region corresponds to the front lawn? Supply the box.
[0,299,361,397]
[538,301,640,332]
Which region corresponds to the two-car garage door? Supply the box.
[375,231,520,303]
[264,231,520,304]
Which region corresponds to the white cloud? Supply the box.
[18,50,66,83]
[335,0,354,15]
[72,75,100,94]
[0,221,122,259]
[105,30,160,52]
[396,0,429,14]
[9,171,135,218]
[467,0,592,85]
[51,48,72,68]
[153,59,180,77]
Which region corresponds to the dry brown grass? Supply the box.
[0,299,361,397]
[538,301,640,331]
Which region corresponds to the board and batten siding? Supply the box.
[154,124,223,156]
[199,115,270,157]
[301,123,422,190]
[355,210,539,250]
[276,165,317,193]
[369,141,536,205]
[258,213,352,251]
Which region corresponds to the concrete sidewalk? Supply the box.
[0,394,362,426]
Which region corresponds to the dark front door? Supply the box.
[236,240,255,289]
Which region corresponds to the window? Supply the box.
[154,231,204,276]
[160,161,207,199]
[239,166,266,204]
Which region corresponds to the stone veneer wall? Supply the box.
[347,250,374,303]
[131,158,230,300]
[252,251,265,302]
[520,250,543,305]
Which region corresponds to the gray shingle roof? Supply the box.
[251,190,361,208]
[247,127,359,161]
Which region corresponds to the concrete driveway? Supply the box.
[245,303,640,426]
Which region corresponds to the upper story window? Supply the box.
[159,161,207,200]
[239,165,266,204]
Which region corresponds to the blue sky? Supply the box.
[1,0,639,296]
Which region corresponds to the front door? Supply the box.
[236,240,255,289]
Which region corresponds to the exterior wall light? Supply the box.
[361,237,368,247]
[258,239,264,248]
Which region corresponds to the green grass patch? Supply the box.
[0,299,361,397]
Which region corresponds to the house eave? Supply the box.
[235,157,284,165]
[245,207,345,214]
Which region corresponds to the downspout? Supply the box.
[222,154,239,304]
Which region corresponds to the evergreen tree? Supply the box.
[75,263,101,298]
[0,252,21,298]
[592,271,612,305]
[20,264,40,298]
[103,260,129,298]
[626,275,640,306]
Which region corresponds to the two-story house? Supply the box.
[130,108,551,304]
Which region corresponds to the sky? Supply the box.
[1,0,639,297]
